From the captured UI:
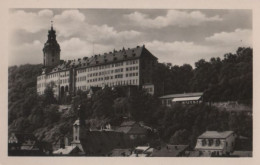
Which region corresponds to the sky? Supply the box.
[8,9,252,67]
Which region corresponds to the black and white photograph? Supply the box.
[7,8,253,157]
[2,1,257,161]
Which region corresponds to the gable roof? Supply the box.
[53,146,80,155]
[151,145,189,157]
[120,121,136,127]
[115,126,132,134]
[127,125,147,135]
[198,131,234,139]
[159,92,203,99]
[116,122,147,135]
[109,148,132,156]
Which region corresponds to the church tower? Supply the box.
[43,21,60,68]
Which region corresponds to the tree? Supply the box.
[91,87,115,118]
[169,129,190,145]
[43,81,57,105]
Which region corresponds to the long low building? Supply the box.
[37,25,158,99]
[159,92,203,107]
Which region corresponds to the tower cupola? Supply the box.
[43,21,61,68]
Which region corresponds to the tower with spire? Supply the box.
[42,21,61,68]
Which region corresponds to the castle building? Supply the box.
[37,25,158,98]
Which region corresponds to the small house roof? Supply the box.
[115,126,132,134]
[109,148,132,156]
[120,121,136,127]
[172,96,201,102]
[159,92,203,99]
[127,126,147,135]
[151,145,189,157]
[53,146,80,155]
[198,131,234,139]
[135,146,150,151]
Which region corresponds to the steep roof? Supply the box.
[53,146,80,155]
[115,126,132,134]
[151,145,189,157]
[109,148,132,156]
[120,121,136,127]
[159,92,203,99]
[198,131,234,139]
[127,125,147,135]
[50,45,156,73]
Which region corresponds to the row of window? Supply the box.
[38,72,70,80]
[115,68,124,73]
[87,68,124,77]
[37,78,69,88]
[69,71,140,83]
[201,139,221,147]
[77,79,139,91]
[126,60,138,65]
[77,60,139,74]
[126,66,138,71]
[77,76,86,82]
[86,72,138,83]
[126,72,138,77]
[144,87,153,93]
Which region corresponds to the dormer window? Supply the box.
[96,61,99,64]
[208,139,213,146]
[132,53,136,57]
[202,139,206,146]
[113,57,117,61]
[215,139,220,146]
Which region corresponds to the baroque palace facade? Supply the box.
[37,25,158,99]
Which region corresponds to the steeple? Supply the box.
[43,21,61,68]
[51,20,53,30]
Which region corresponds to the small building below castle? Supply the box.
[159,92,203,107]
[194,131,236,156]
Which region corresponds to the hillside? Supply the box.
[8,47,252,149]
[154,47,252,104]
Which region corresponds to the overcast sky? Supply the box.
[9,9,252,67]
